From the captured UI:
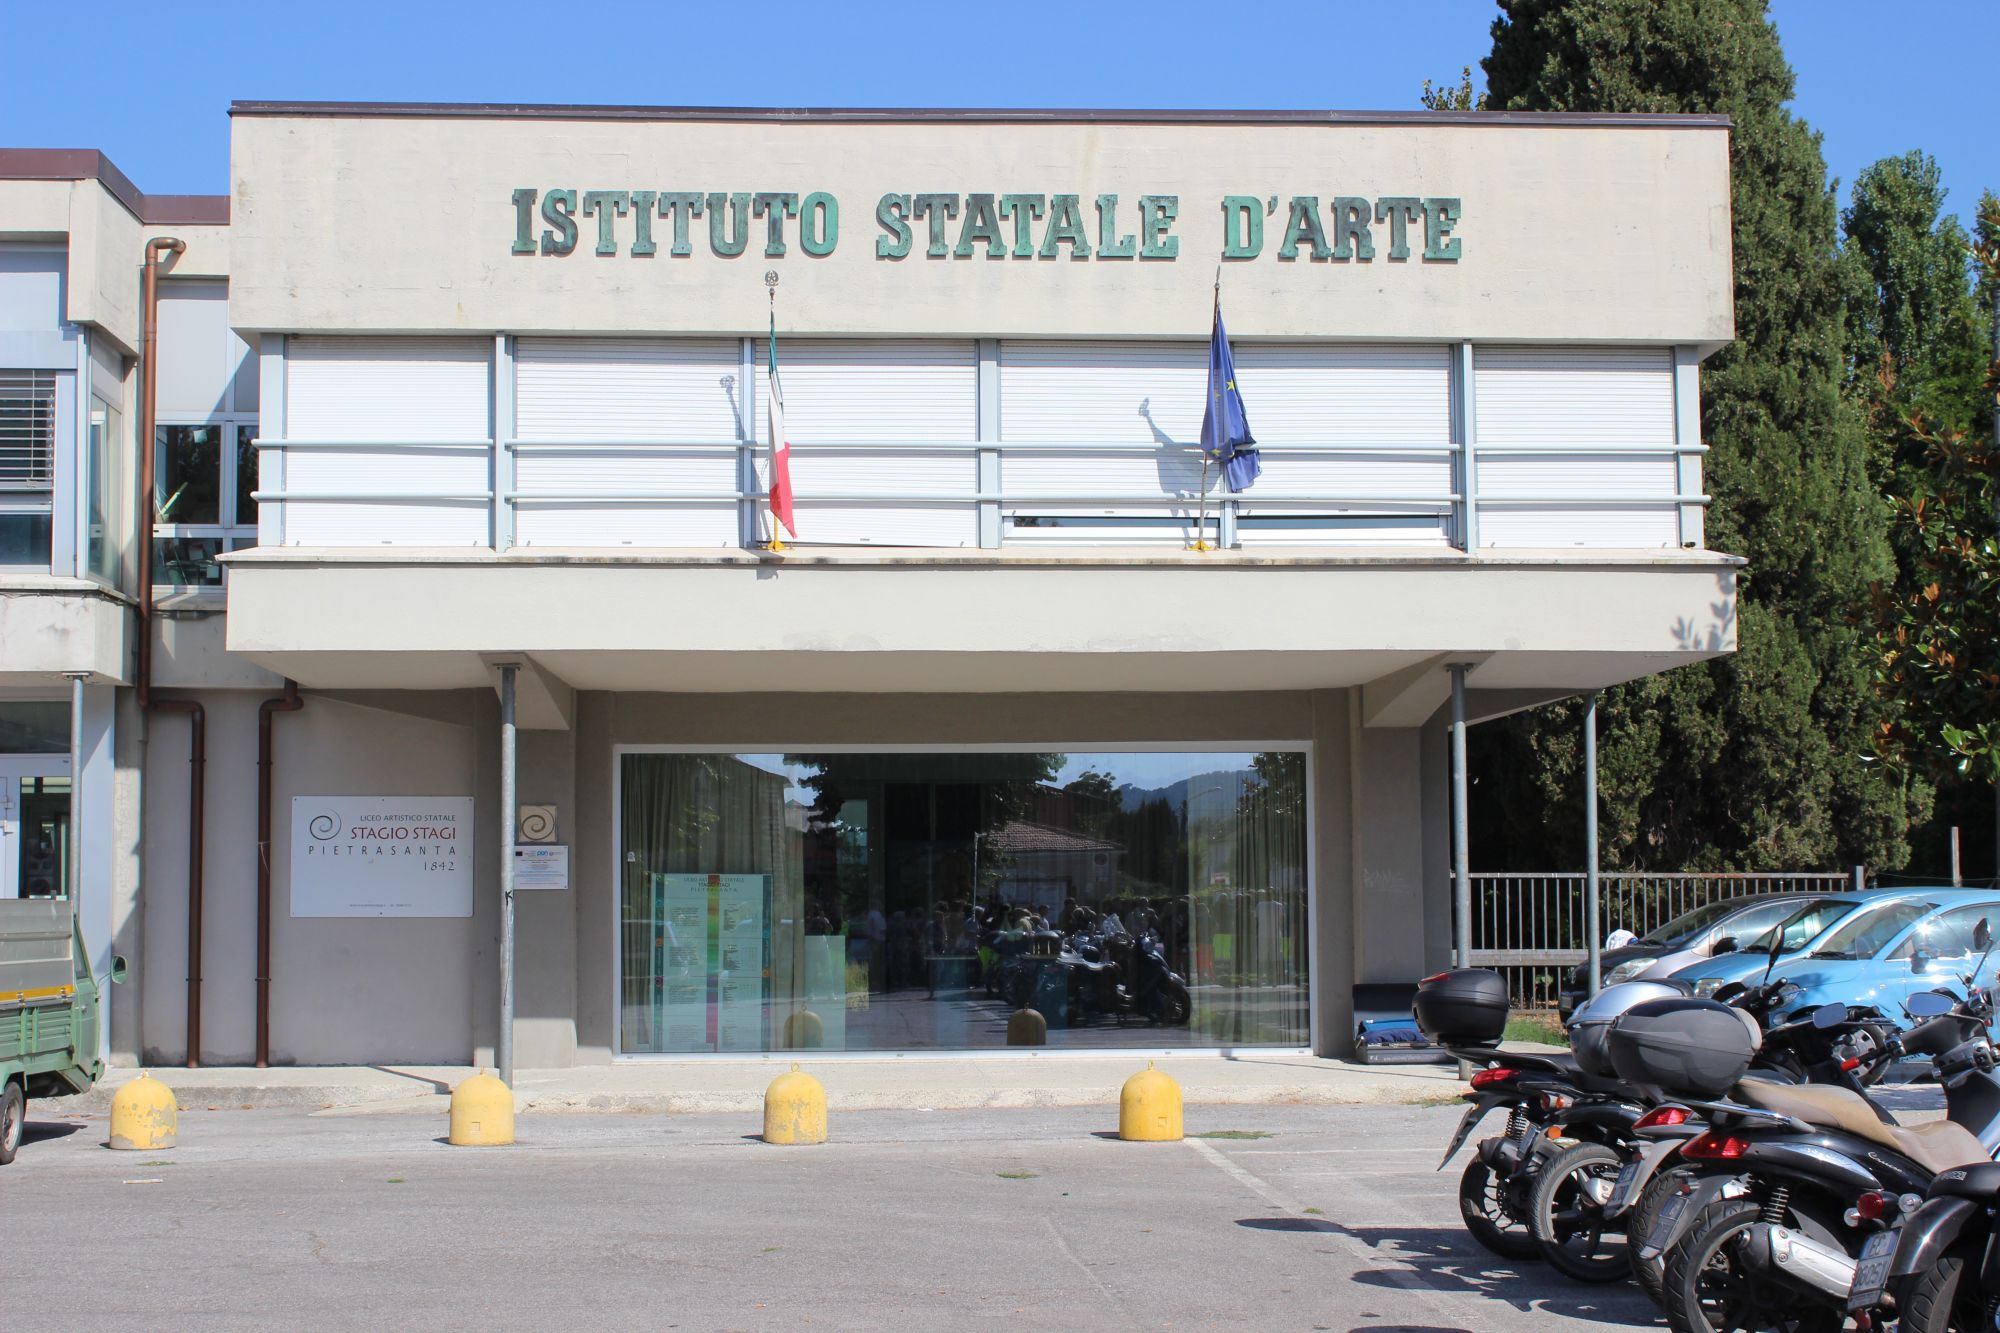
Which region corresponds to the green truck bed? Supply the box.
[1,898,107,1161]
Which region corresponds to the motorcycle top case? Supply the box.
[1412,968,1511,1046]
[1606,998,1757,1099]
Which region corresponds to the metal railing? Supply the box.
[251,433,1706,553]
[1470,871,1860,1010]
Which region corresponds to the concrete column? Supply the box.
[1308,689,1355,1058]
[572,691,616,1063]
[470,688,501,1068]
[1348,721,1431,986]
[512,725,577,1068]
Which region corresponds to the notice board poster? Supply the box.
[291,796,475,917]
[651,873,768,1053]
[715,875,767,1052]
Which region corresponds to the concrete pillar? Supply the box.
[572,691,616,1063]
[1308,689,1355,1057]
[512,725,577,1068]
[1348,721,1430,986]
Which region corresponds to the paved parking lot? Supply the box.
[2,1100,1673,1332]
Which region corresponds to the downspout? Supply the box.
[139,236,208,1068]
[255,679,302,1068]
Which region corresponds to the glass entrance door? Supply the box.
[0,756,71,899]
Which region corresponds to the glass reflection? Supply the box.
[620,750,1309,1054]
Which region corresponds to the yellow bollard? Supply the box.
[448,1069,515,1146]
[1006,1008,1048,1046]
[109,1072,178,1151]
[763,1063,827,1145]
[783,1009,825,1049]
[1118,1061,1183,1142]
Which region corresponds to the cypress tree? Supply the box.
[1467,0,1926,871]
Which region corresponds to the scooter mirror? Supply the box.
[1978,919,1993,953]
[1811,1002,1847,1029]
[1905,990,1955,1018]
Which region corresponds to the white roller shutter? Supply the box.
[754,339,978,547]
[1475,346,1680,548]
[999,340,1454,547]
[157,280,253,416]
[514,338,741,548]
[282,337,492,546]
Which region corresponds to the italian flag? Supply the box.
[766,313,796,539]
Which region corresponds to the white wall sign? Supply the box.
[513,844,568,890]
[291,796,475,918]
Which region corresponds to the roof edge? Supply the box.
[0,148,227,224]
[227,100,1733,129]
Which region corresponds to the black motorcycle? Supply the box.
[1873,1158,2000,1333]
[1647,986,2000,1333]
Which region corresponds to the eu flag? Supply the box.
[1199,306,1260,493]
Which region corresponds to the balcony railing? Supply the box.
[249,434,1708,553]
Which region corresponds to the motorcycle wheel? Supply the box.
[1530,1141,1630,1283]
[1158,979,1192,1026]
[1891,1245,1991,1333]
[1626,1164,1694,1308]
[1660,1197,1843,1333]
[1458,1150,1540,1261]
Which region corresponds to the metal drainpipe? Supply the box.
[138,236,210,1069]
[255,679,303,1068]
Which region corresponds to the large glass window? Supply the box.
[153,416,256,588]
[619,750,1309,1054]
[87,398,131,588]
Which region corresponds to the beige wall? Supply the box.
[114,681,1451,1066]
[0,584,131,685]
[136,689,482,1065]
[230,114,1732,345]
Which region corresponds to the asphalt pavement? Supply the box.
[0,1100,1673,1332]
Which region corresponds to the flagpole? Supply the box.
[764,272,785,553]
[1192,270,1220,552]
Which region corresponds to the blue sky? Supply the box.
[3,2,1994,221]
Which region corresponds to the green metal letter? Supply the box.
[911,194,960,258]
[661,192,704,257]
[1039,194,1090,260]
[1330,196,1375,262]
[1137,195,1180,260]
[1277,196,1330,262]
[799,192,839,257]
[708,192,751,257]
[511,188,538,255]
[1094,194,1136,259]
[581,190,631,257]
[753,192,800,257]
[876,193,914,259]
[628,190,658,256]
[1220,196,1262,260]
[540,189,579,257]
[998,194,1046,258]
[955,193,1006,259]
[1374,197,1422,261]
[1422,197,1462,261]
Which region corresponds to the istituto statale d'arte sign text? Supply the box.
[510,190,1464,263]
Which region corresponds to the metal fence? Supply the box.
[1469,871,1860,1009]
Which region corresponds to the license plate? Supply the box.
[1640,1190,1688,1259]
[1604,1160,1642,1217]
[1437,1103,1492,1170]
[1846,1230,1898,1312]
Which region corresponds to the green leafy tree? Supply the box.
[1873,197,2000,800]
[1467,0,1925,871]
[1842,152,1986,436]
[1421,66,1488,111]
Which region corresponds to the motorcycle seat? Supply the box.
[1734,1080,1988,1175]
[1928,1161,2000,1199]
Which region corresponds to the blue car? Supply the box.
[1668,889,1952,998]
[1772,888,2000,1026]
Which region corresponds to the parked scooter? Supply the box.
[1873,1158,2000,1333]
[1645,979,2000,1332]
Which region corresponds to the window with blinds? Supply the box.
[0,370,56,490]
